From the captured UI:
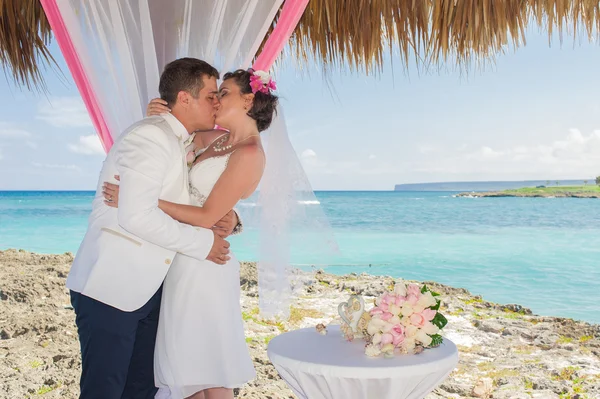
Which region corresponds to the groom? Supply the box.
[68,58,236,398]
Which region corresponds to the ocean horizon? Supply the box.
[1,190,599,325]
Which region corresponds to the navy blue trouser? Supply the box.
[70,287,162,399]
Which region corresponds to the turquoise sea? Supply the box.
[1,190,599,324]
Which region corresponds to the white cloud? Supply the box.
[418,144,438,154]
[369,154,377,160]
[300,149,320,168]
[466,146,504,160]
[0,148,3,161]
[37,96,92,128]
[301,149,317,159]
[0,122,32,138]
[25,141,38,149]
[298,129,600,189]
[68,135,105,155]
[32,162,82,173]
[300,149,385,176]
[416,129,600,178]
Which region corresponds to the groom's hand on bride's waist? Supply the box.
[207,232,231,265]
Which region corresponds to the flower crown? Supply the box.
[249,69,276,95]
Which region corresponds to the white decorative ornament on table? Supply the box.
[338,294,366,339]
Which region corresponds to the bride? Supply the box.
[104,68,278,399]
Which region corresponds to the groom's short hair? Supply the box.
[159,58,220,106]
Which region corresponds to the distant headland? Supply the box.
[394,179,593,192]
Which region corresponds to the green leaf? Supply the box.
[429,334,443,347]
[432,312,448,329]
[421,285,429,294]
[430,290,441,297]
[430,299,441,311]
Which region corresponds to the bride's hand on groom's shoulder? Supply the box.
[146,98,170,117]
[103,175,120,207]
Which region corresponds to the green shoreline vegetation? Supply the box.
[457,181,600,198]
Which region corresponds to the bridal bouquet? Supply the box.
[362,282,448,357]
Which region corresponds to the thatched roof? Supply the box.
[0,0,55,90]
[1,0,599,89]
[290,0,599,73]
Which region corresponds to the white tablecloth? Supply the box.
[267,326,458,399]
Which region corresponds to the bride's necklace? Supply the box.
[213,134,260,153]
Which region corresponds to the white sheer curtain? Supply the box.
[55,0,283,141]
[55,0,337,319]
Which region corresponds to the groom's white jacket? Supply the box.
[67,113,214,311]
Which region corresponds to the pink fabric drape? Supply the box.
[252,0,309,71]
[40,0,114,152]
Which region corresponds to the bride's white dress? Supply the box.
[154,152,256,399]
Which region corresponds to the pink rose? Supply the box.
[376,294,392,311]
[370,307,383,317]
[407,294,419,306]
[410,313,426,327]
[407,284,422,297]
[390,325,405,346]
[381,293,394,304]
[381,333,394,345]
[380,312,394,321]
[422,308,437,322]
[395,295,407,306]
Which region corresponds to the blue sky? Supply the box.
[1,28,599,190]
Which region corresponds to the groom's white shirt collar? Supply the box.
[162,112,190,142]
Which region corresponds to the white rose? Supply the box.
[418,292,437,308]
[415,330,433,347]
[381,343,395,358]
[394,282,407,296]
[381,321,397,334]
[422,322,440,335]
[366,324,378,336]
[401,303,414,317]
[405,325,418,338]
[389,315,401,325]
[365,344,382,357]
[367,318,384,335]
[372,333,382,345]
[412,305,425,314]
[402,337,416,353]
[389,304,401,316]
[254,70,271,84]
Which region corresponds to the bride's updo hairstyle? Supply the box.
[222,69,278,132]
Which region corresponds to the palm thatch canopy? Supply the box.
[1,0,599,89]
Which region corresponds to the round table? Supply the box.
[267,325,458,399]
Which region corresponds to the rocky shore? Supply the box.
[1,249,599,399]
